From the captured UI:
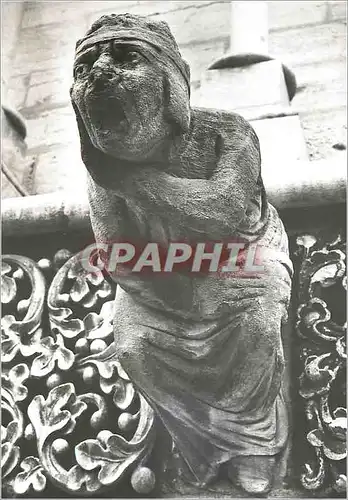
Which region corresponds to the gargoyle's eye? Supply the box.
[112,44,142,64]
[126,51,141,62]
[74,63,89,78]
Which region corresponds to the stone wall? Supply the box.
[1,0,26,197]
[1,0,24,96]
[1,0,347,197]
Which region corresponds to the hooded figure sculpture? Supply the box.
[71,13,293,496]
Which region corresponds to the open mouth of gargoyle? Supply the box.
[87,95,127,133]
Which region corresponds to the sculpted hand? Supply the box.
[121,125,261,238]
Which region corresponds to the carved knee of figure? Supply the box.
[224,303,290,496]
[228,454,277,496]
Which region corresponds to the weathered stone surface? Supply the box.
[294,58,346,88]
[1,0,24,93]
[25,71,72,108]
[147,1,230,46]
[268,1,327,31]
[87,1,231,45]
[180,38,229,85]
[2,154,346,238]
[251,115,309,165]
[329,0,347,20]
[1,105,31,196]
[293,80,346,114]
[6,75,29,110]
[20,1,345,38]
[261,157,346,209]
[32,144,86,194]
[21,0,137,28]
[89,0,224,21]
[1,172,21,198]
[301,107,347,160]
[11,52,72,77]
[194,60,290,110]
[269,22,346,67]
[22,106,77,151]
[11,23,86,76]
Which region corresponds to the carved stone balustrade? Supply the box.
[1,185,346,498]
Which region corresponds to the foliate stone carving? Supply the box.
[2,234,346,497]
[295,234,346,494]
[1,252,156,497]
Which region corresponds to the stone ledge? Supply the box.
[2,157,346,237]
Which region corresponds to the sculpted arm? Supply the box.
[87,177,129,243]
[123,120,261,238]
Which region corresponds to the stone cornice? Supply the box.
[2,157,346,238]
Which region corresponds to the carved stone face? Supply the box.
[71,36,192,163]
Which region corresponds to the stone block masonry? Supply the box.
[2,0,346,196]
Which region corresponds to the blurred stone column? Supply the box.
[2,106,29,197]
[192,1,308,168]
[1,0,31,197]
[230,1,269,54]
[1,0,24,101]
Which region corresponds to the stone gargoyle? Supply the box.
[70,13,293,496]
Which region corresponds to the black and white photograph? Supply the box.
[1,1,347,498]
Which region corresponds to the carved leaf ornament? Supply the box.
[1,252,155,496]
[2,233,346,496]
[295,234,346,493]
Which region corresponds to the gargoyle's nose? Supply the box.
[89,68,114,82]
[89,52,120,89]
[88,68,120,91]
